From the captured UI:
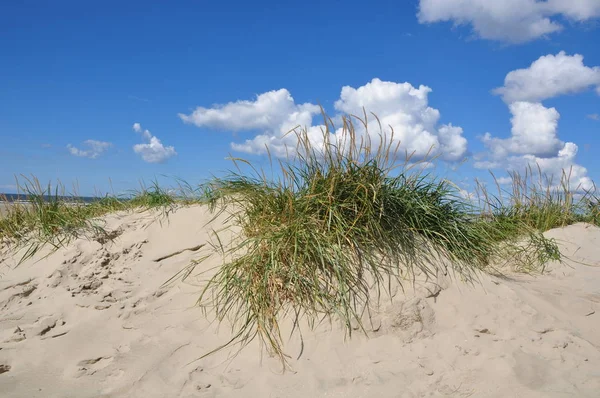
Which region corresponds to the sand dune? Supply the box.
[1,205,599,397]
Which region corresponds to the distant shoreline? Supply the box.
[0,193,100,204]
[0,199,95,218]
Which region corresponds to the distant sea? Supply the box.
[0,193,100,203]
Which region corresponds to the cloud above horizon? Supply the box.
[0,184,17,192]
[475,52,595,191]
[493,52,600,103]
[480,102,564,160]
[179,70,595,191]
[132,123,177,163]
[179,89,320,134]
[475,101,593,190]
[418,0,600,43]
[179,78,468,162]
[67,140,112,159]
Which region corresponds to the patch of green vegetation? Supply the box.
[478,166,598,231]
[0,176,204,263]
[191,113,574,367]
[0,176,112,262]
[128,180,176,208]
[1,112,598,368]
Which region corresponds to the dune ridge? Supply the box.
[0,205,599,397]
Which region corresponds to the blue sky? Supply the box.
[1,0,599,196]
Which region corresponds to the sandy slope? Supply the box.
[0,205,599,398]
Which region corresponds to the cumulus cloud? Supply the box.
[332,79,468,161]
[179,89,321,133]
[180,79,468,162]
[132,123,177,163]
[475,50,597,191]
[493,52,600,103]
[549,0,600,20]
[481,102,563,159]
[511,142,594,191]
[418,0,600,43]
[66,140,112,159]
[476,101,593,190]
[180,89,323,158]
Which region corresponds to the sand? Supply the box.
[1,205,599,397]
[0,203,12,217]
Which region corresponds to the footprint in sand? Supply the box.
[0,280,37,311]
[388,298,436,342]
[3,326,27,343]
[22,316,69,340]
[180,366,221,397]
[74,356,114,377]
[512,349,550,390]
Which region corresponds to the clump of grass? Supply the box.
[0,176,206,263]
[479,166,594,231]
[0,176,113,262]
[476,216,561,273]
[126,180,179,221]
[192,113,562,367]
[91,195,129,214]
[173,177,213,206]
[472,165,600,272]
[582,193,600,226]
[129,180,176,208]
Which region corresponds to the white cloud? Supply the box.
[132,123,177,163]
[511,142,594,191]
[476,102,592,191]
[66,140,112,159]
[179,89,321,133]
[418,0,600,43]
[182,79,468,162]
[493,52,600,103]
[476,50,597,191]
[496,177,513,185]
[548,0,600,20]
[482,102,563,158]
[472,159,501,170]
[332,79,468,161]
[588,113,600,120]
[0,184,17,191]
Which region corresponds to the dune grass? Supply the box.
[0,176,114,261]
[1,113,598,367]
[0,176,202,263]
[192,113,571,366]
[478,166,598,231]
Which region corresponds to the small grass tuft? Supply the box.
[129,180,176,209]
[478,166,596,231]
[0,176,205,263]
[0,176,113,262]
